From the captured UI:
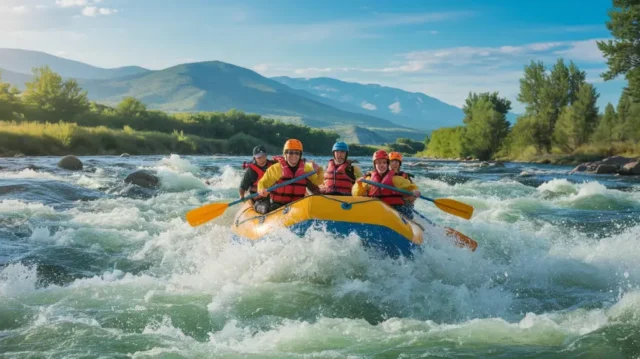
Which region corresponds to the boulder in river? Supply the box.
[570,156,639,176]
[124,170,160,188]
[57,155,83,171]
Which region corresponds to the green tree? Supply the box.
[425,126,465,158]
[552,83,600,151]
[117,97,148,118]
[22,66,89,119]
[0,72,21,119]
[597,0,640,101]
[462,91,512,123]
[592,103,618,143]
[515,59,587,153]
[462,92,511,160]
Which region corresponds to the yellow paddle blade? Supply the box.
[185,202,230,227]
[445,227,478,252]
[433,198,474,220]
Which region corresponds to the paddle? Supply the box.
[360,179,474,220]
[412,210,478,251]
[186,170,317,227]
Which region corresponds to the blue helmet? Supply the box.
[332,141,349,152]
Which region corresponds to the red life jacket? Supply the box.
[243,160,275,194]
[270,156,308,204]
[367,170,405,206]
[323,159,356,194]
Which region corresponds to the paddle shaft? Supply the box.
[360,179,431,201]
[235,169,317,206]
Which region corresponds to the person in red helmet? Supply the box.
[256,139,324,214]
[352,149,420,219]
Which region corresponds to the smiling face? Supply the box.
[333,150,346,164]
[374,159,388,173]
[390,160,401,171]
[285,150,301,166]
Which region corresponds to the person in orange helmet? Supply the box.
[388,152,414,182]
[352,149,420,219]
[388,151,417,212]
[256,139,324,214]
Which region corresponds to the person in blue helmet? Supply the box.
[319,141,363,195]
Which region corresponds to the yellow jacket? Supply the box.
[352,171,418,196]
[258,160,325,191]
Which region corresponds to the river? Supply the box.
[1,154,639,358]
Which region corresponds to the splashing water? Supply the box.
[1,154,639,358]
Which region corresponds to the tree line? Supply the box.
[424,0,640,162]
[0,66,342,156]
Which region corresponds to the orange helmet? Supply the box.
[372,149,389,162]
[389,151,403,162]
[283,139,303,154]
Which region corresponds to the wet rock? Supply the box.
[619,161,640,175]
[57,155,83,171]
[595,164,618,174]
[14,153,25,158]
[574,156,640,176]
[601,156,635,167]
[480,161,490,167]
[570,164,587,173]
[519,171,533,177]
[120,153,130,157]
[124,170,160,188]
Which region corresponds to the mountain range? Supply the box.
[0,48,497,144]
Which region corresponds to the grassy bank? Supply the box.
[0,121,269,156]
[416,141,640,165]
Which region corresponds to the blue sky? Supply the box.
[0,0,626,113]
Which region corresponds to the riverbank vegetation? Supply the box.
[420,2,640,164]
[0,67,344,156]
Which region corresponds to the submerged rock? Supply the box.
[124,170,160,188]
[58,155,83,171]
[571,155,639,176]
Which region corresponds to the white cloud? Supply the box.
[12,5,29,14]
[98,7,115,15]
[81,6,97,16]
[252,64,269,72]
[81,6,117,16]
[281,38,616,113]
[56,0,88,7]
[361,101,377,110]
[388,101,402,114]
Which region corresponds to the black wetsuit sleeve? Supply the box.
[239,168,258,190]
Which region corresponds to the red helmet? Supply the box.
[372,150,389,162]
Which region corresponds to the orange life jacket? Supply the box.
[270,156,308,204]
[323,159,356,194]
[367,170,405,206]
[242,160,275,194]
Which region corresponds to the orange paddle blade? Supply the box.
[185,202,229,227]
[445,227,478,251]
[433,198,474,220]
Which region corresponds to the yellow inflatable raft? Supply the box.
[231,194,425,257]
